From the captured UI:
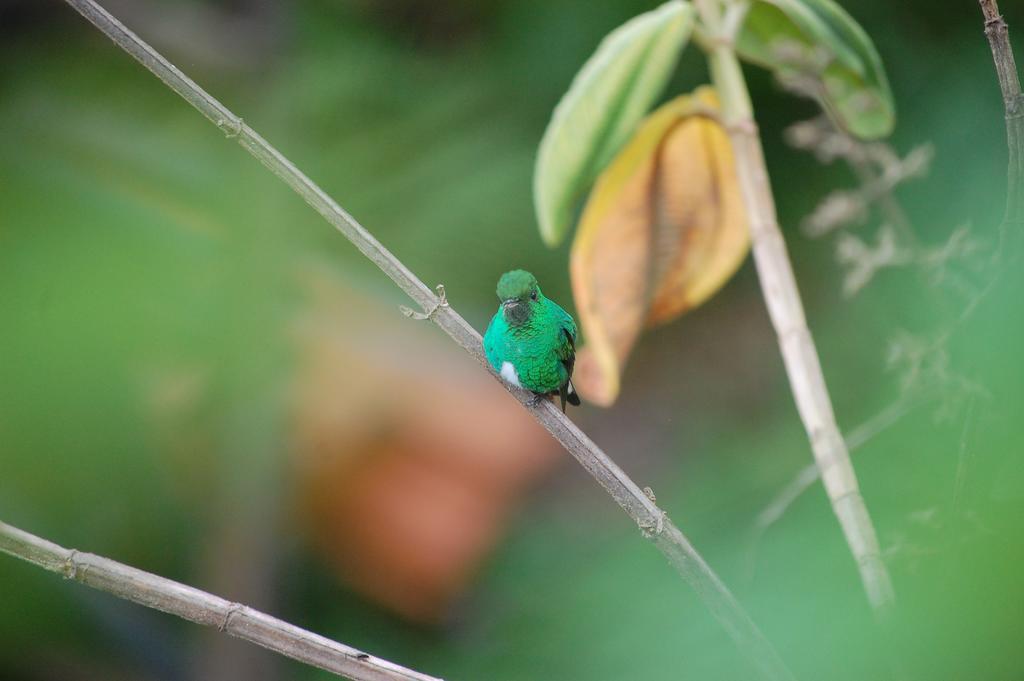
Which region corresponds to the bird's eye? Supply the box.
[530,291,538,301]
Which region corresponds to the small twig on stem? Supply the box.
[56,1,794,679]
[695,0,895,617]
[0,521,442,681]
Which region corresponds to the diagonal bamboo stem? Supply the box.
[0,521,442,681]
[695,0,895,616]
[55,1,795,679]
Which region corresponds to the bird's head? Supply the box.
[496,269,541,326]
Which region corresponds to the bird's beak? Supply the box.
[502,299,519,310]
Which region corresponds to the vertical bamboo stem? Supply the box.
[698,0,895,616]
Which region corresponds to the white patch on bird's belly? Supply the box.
[499,361,522,388]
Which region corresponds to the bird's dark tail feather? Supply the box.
[558,379,581,412]
[566,378,580,406]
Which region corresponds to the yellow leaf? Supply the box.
[570,87,749,406]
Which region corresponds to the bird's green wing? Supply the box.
[482,309,507,373]
[549,300,580,409]
[551,302,577,345]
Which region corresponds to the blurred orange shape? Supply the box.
[292,269,558,624]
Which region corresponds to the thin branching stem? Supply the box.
[695,0,895,617]
[755,395,924,534]
[0,521,443,681]
[743,396,925,586]
[978,0,1024,255]
[52,1,794,679]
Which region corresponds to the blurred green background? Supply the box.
[1,1,1022,680]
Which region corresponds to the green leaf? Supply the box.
[735,0,894,139]
[534,0,695,247]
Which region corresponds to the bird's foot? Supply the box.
[528,392,550,408]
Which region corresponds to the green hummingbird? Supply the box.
[483,269,581,411]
